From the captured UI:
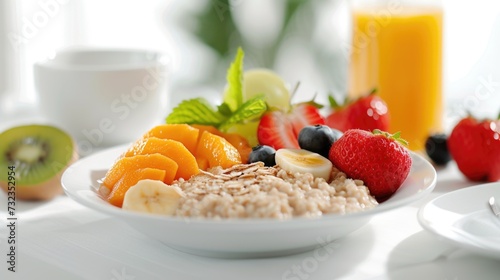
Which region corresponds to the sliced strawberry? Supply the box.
[289,104,325,136]
[257,111,299,150]
[257,102,325,150]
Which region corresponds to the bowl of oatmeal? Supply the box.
[171,162,378,219]
[62,145,436,258]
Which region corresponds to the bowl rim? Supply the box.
[34,47,168,72]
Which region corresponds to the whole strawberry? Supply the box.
[257,103,325,150]
[326,90,390,132]
[329,129,412,199]
[448,116,500,182]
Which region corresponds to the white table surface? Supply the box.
[1,110,500,280]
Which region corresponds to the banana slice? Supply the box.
[275,148,333,181]
[122,179,184,216]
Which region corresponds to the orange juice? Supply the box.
[348,6,443,150]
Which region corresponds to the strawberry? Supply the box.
[257,104,325,150]
[326,90,390,132]
[289,104,326,134]
[448,115,500,182]
[258,111,299,150]
[328,129,412,199]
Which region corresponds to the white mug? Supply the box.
[34,48,169,155]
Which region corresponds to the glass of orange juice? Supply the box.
[348,0,443,151]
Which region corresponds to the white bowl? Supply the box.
[34,48,169,154]
[62,145,436,258]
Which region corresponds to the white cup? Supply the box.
[34,48,169,155]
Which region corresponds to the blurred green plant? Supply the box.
[179,0,348,100]
[191,0,309,67]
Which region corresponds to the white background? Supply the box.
[0,0,499,123]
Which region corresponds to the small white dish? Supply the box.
[418,182,500,260]
[62,145,436,258]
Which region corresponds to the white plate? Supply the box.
[418,183,500,259]
[62,145,436,258]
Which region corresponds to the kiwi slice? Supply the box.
[0,125,77,200]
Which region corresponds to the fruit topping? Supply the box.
[195,130,242,169]
[328,129,412,200]
[225,121,260,148]
[107,168,167,208]
[100,123,251,208]
[124,137,200,180]
[448,115,500,182]
[122,179,184,216]
[0,124,78,200]
[425,133,451,166]
[275,148,333,181]
[298,125,343,158]
[99,153,179,201]
[191,124,252,164]
[226,68,291,112]
[248,145,276,167]
[222,133,252,164]
[141,124,199,155]
[257,104,325,150]
[326,90,390,133]
[257,110,299,150]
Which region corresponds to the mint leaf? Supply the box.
[165,48,267,132]
[220,96,267,130]
[224,47,244,112]
[166,98,226,126]
[166,95,266,131]
[217,102,233,117]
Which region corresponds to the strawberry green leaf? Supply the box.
[344,88,377,106]
[299,93,324,109]
[373,129,409,146]
[373,129,387,136]
[166,98,226,126]
[219,96,267,130]
[497,111,500,120]
[343,95,350,105]
[224,47,244,112]
[328,94,341,109]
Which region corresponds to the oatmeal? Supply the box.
[171,162,378,219]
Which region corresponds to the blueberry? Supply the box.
[425,133,451,166]
[248,145,276,166]
[298,125,343,158]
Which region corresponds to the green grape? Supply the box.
[243,69,290,111]
[225,120,260,147]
